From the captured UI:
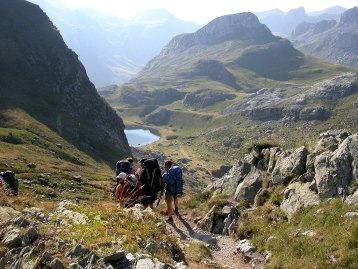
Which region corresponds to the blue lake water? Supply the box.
[124,129,160,147]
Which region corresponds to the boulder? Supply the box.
[65,245,88,260]
[135,258,156,269]
[280,182,319,220]
[234,167,263,204]
[78,251,98,268]
[26,226,39,243]
[220,160,252,196]
[271,147,308,184]
[198,205,216,232]
[55,201,89,226]
[50,258,65,269]
[267,147,282,173]
[313,129,350,155]
[222,207,239,235]
[103,250,126,263]
[314,138,353,199]
[344,211,358,218]
[237,239,257,262]
[1,228,22,249]
[13,216,30,227]
[299,106,331,121]
[345,190,358,205]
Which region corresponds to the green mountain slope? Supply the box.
[0,0,131,164]
[102,12,356,183]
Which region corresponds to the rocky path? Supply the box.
[166,214,253,269]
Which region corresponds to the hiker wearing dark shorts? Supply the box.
[163,160,183,222]
[139,159,163,209]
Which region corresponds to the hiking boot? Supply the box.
[167,216,173,223]
[175,207,180,216]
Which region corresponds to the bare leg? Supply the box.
[174,196,179,215]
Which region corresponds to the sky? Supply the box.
[35,0,358,23]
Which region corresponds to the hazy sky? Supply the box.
[35,0,357,23]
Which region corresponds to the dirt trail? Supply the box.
[166,214,253,269]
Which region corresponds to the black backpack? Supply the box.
[143,159,163,195]
[2,170,19,195]
[116,160,131,176]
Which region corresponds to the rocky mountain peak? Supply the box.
[339,6,358,25]
[159,12,277,55]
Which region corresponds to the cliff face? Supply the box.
[0,0,131,163]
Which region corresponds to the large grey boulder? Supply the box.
[198,205,216,232]
[281,182,319,220]
[314,137,353,199]
[234,167,263,204]
[271,146,308,184]
[210,159,252,195]
[1,228,22,249]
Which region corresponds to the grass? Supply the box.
[234,200,358,269]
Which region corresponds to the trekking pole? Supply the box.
[155,191,163,208]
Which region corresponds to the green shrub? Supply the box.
[244,139,280,155]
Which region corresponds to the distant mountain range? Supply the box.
[106,12,352,115]
[255,6,346,37]
[291,7,358,69]
[28,0,200,87]
[25,1,352,87]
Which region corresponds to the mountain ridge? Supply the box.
[292,7,358,69]
[0,0,131,163]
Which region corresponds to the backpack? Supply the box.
[142,159,163,195]
[166,165,183,196]
[116,160,131,176]
[2,170,19,195]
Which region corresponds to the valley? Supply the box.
[1,1,358,269]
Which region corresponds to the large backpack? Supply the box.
[2,170,19,195]
[142,159,163,195]
[166,165,183,196]
[116,160,131,176]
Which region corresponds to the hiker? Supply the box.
[127,157,137,175]
[135,158,147,177]
[115,172,142,207]
[163,160,183,222]
[139,159,163,209]
[116,159,131,176]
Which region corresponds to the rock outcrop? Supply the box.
[206,129,358,220]
[0,0,131,163]
[224,73,358,122]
